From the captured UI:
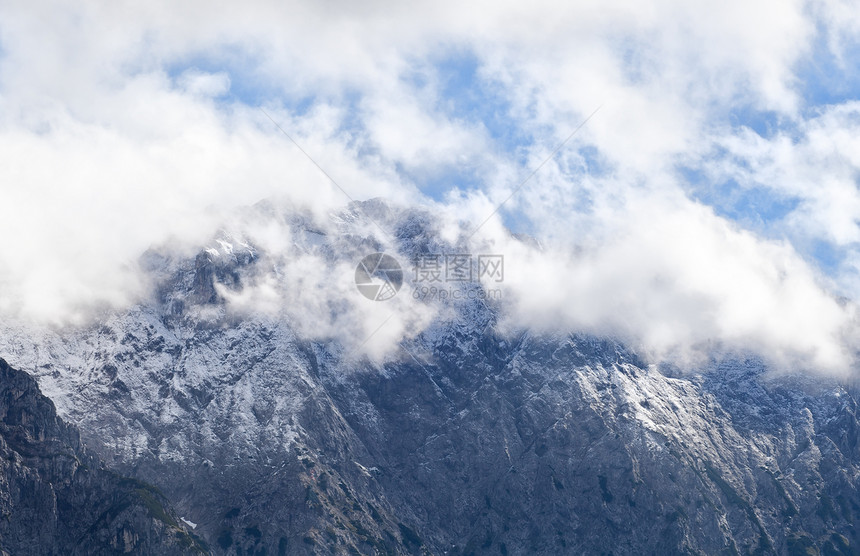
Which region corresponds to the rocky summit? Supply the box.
[0,202,858,555]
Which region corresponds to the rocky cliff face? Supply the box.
[0,358,206,555]
[0,202,858,555]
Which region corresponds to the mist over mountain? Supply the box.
[0,202,858,555]
[3,2,860,554]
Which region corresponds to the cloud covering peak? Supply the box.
[1,0,859,373]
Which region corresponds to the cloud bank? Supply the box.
[1,0,859,373]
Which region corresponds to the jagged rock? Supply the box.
[0,201,858,554]
[0,358,207,555]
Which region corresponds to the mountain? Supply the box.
[0,357,206,555]
[0,200,858,555]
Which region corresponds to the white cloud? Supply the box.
[177,69,231,98]
[0,0,858,372]
[487,190,856,373]
[702,102,860,297]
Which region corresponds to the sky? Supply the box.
[1,0,860,373]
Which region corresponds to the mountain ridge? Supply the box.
[0,201,858,554]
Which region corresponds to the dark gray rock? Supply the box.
[0,358,207,555]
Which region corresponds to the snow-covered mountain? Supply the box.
[0,200,858,555]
